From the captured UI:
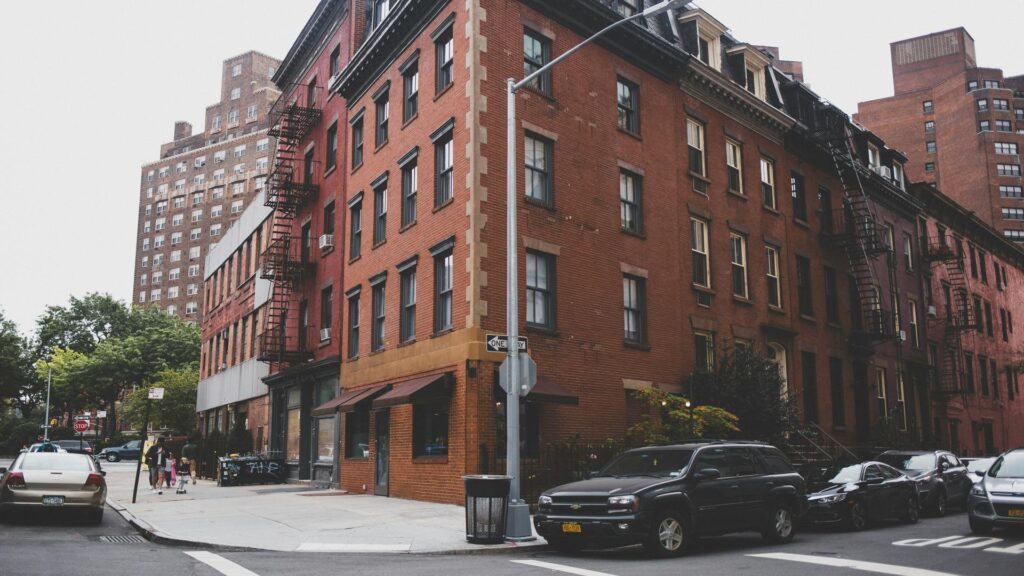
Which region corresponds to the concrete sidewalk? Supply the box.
[102,462,543,554]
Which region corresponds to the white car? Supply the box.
[28,442,68,453]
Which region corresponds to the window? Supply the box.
[926,141,937,153]
[623,274,646,344]
[167,286,179,298]
[210,223,222,237]
[192,191,204,206]
[977,98,989,112]
[979,120,992,132]
[691,218,710,288]
[435,22,453,93]
[185,302,197,315]
[323,201,335,238]
[349,196,362,259]
[902,233,914,271]
[979,250,988,284]
[765,246,781,308]
[345,410,369,458]
[1002,208,1024,220]
[925,162,935,173]
[373,179,387,245]
[616,77,639,134]
[924,120,935,133]
[687,119,705,179]
[256,138,269,152]
[909,300,920,348]
[401,153,418,227]
[619,170,642,234]
[246,104,257,121]
[995,120,1012,132]
[796,255,813,316]
[993,98,1009,111]
[760,158,775,209]
[351,113,364,168]
[980,356,990,396]
[922,100,933,113]
[402,57,419,122]
[524,133,553,206]
[830,358,845,426]
[152,271,163,284]
[189,264,200,277]
[325,123,337,171]
[347,290,360,358]
[791,172,807,221]
[985,301,994,337]
[231,200,243,214]
[526,251,555,329]
[434,123,454,206]
[329,45,341,78]
[141,256,149,268]
[371,0,391,29]
[995,142,1019,155]
[211,205,223,218]
[730,233,748,298]
[138,292,146,303]
[187,284,198,296]
[374,88,389,147]
[614,0,639,16]
[154,235,165,248]
[875,367,887,419]
[694,331,714,372]
[256,157,268,172]
[433,246,453,332]
[151,289,162,302]
[155,217,166,231]
[413,399,449,457]
[171,232,182,245]
[523,29,551,95]
[824,266,839,323]
[371,279,385,352]
[191,209,203,222]
[725,140,742,194]
[228,109,239,126]
[139,273,147,286]
[399,265,416,343]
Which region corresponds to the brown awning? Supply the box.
[527,376,578,405]
[373,373,451,408]
[311,389,361,416]
[338,384,389,413]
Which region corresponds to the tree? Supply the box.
[34,348,91,426]
[0,310,36,410]
[626,386,739,446]
[689,347,800,443]
[121,368,199,434]
[34,293,131,358]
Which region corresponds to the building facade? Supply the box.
[133,51,281,320]
[856,29,1024,238]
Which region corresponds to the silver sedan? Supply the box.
[0,452,107,524]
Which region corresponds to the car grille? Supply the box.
[991,492,1024,497]
[551,495,608,515]
[992,504,1024,517]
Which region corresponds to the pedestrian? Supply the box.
[163,450,175,489]
[181,437,198,484]
[145,437,165,494]
[175,457,191,494]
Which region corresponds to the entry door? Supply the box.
[374,410,390,496]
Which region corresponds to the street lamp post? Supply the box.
[503,0,688,540]
[42,364,52,441]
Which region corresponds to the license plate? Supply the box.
[42,496,64,507]
[561,522,582,533]
[1008,508,1024,518]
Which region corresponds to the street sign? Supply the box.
[498,353,538,396]
[96,410,107,418]
[148,387,165,400]
[486,334,528,353]
[73,420,89,433]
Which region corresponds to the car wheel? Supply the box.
[931,490,947,517]
[900,495,919,524]
[86,508,104,525]
[643,510,690,557]
[969,515,992,535]
[762,504,795,543]
[846,501,868,531]
[106,453,120,463]
[545,537,585,553]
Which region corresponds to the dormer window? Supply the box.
[893,162,905,189]
[867,144,880,169]
[678,9,726,72]
[726,44,770,101]
[371,0,391,30]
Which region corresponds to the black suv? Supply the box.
[534,441,807,557]
[877,450,972,516]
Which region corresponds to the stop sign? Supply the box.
[73,420,89,433]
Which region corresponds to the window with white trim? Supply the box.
[210,223,222,236]
[725,140,743,194]
[211,205,223,218]
[691,217,710,288]
[730,233,748,298]
[766,245,781,308]
[188,264,200,277]
[169,268,180,281]
[170,250,181,262]
[231,200,244,213]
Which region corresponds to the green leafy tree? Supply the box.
[0,310,37,410]
[625,386,739,446]
[121,368,199,434]
[35,348,91,426]
[34,293,131,357]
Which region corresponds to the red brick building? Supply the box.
[857,29,1024,237]
[133,51,281,321]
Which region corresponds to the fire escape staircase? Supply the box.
[924,239,975,395]
[257,83,323,368]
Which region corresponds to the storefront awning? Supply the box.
[338,383,389,413]
[528,376,578,405]
[373,373,452,408]
[311,388,363,416]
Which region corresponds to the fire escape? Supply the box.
[258,82,322,368]
[924,238,975,395]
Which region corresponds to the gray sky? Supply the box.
[0,1,1019,335]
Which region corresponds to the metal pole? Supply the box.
[43,365,52,441]
[132,398,152,504]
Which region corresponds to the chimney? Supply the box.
[173,121,193,141]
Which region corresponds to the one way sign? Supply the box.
[486,334,528,353]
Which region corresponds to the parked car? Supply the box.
[0,452,107,524]
[97,440,142,462]
[805,461,919,530]
[534,441,807,557]
[963,457,997,485]
[877,450,971,516]
[28,442,67,453]
[968,448,1024,534]
[54,440,94,456]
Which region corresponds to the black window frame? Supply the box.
[344,410,369,459]
[523,28,551,95]
[413,398,450,457]
[349,194,363,260]
[623,274,647,344]
[399,148,418,228]
[399,261,417,343]
[374,86,389,148]
[321,285,333,334]
[616,77,640,135]
[351,111,365,169]
[525,250,555,330]
[796,255,813,317]
[433,17,454,94]
[346,288,360,358]
[432,119,455,207]
[619,169,643,234]
[791,171,807,221]
[524,131,553,207]
[371,276,386,352]
[432,238,455,333]
[372,175,388,246]
[401,55,419,123]
[326,122,338,172]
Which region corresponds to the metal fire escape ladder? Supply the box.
[924,239,974,395]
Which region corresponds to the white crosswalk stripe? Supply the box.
[510,559,619,576]
[748,552,961,576]
[185,551,262,576]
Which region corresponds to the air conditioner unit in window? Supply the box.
[318,234,334,250]
[329,73,340,87]
[898,330,907,342]
[927,305,937,318]
[880,166,893,180]
[320,328,331,342]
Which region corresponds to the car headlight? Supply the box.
[971,483,986,497]
[810,493,847,504]
[608,495,639,512]
[538,495,552,506]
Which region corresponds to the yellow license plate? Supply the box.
[1008,509,1024,518]
[561,522,582,533]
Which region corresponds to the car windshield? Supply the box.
[988,453,1024,478]
[826,464,862,484]
[598,449,693,478]
[879,453,935,471]
[19,453,93,471]
[967,458,995,473]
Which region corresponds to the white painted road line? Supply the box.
[748,552,961,576]
[296,542,412,552]
[510,559,619,576]
[185,551,262,576]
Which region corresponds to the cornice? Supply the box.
[680,65,795,143]
[275,0,348,87]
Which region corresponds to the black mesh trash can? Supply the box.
[463,475,511,544]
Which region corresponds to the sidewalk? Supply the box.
[102,463,543,554]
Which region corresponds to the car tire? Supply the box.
[643,510,690,558]
[969,514,992,535]
[931,490,947,517]
[762,504,796,543]
[87,508,104,525]
[106,453,120,463]
[899,495,919,524]
[545,537,585,553]
[846,500,868,531]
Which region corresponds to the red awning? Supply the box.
[373,373,451,408]
[527,376,578,405]
[338,384,389,413]
[311,388,363,416]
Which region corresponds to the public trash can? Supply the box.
[463,474,511,544]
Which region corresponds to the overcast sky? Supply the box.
[0,1,1019,335]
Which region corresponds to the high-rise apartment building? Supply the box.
[857,29,1024,239]
[132,51,281,320]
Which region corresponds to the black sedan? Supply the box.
[878,450,972,516]
[805,461,919,530]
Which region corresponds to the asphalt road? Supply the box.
[2,498,1022,576]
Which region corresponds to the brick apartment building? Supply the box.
[856,29,1024,238]
[133,51,281,320]
[211,1,1024,504]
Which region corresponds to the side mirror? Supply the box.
[865,475,884,485]
[693,468,721,481]
[974,470,985,477]
[940,462,950,472]
[0,467,7,475]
